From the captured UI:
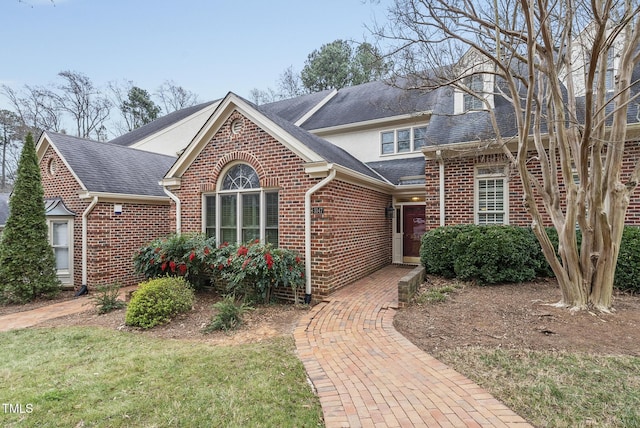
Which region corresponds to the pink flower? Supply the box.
[237,246,248,256]
[189,252,196,261]
[178,263,187,275]
[265,252,274,270]
[169,261,176,273]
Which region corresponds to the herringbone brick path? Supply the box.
[294,265,532,427]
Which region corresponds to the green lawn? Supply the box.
[0,327,323,427]
[440,347,640,428]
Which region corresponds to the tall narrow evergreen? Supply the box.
[0,133,59,303]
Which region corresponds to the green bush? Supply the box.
[204,295,254,332]
[91,284,126,314]
[452,225,541,284]
[133,234,217,289]
[614,226,640,293]
[214,241,305,303]
[421,225,541,284]
[125,277,195,329]
[420,225,476,278]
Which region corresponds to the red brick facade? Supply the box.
[424,141,640,229]
[172,111,392,298]
[40,145,170,289]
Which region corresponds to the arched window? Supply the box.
[204,164,279,246]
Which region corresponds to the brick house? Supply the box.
[36,65,640,299]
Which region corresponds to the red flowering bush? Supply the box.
[215,240,305,303]
[135,235,304,301]
[133,234,217,290]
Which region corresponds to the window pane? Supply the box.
[413,127,427,150]
[477,175,505,225]
[220,194,237,243]
[242,194,260,228]
[52,222,68,246]
[222,164,259,190]
[205,196,216,237]
[381,131,394,154]
[397,129,410,152]
[242,193,260,242]
[55,248,69,270]
[265,193,278,228]
[265,192,279,247]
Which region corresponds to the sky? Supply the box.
[0,0,393,114]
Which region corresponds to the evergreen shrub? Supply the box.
[125,277,194,329]
[614,226,640,293]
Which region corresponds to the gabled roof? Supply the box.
[297,80,437,131]
[260,89,335,124]
[45,197,76,216]
[166,92,388,185]
[109,101,218,147]
[39,132,176,197]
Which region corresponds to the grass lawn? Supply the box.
[440,348,640,428]
[0,327,323,427]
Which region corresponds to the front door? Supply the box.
[403,205,425,263]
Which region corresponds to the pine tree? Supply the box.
[0,133,59,303]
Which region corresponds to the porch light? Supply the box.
[385,205,395,219]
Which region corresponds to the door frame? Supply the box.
[392,199,426,265]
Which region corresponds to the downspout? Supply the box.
[436,150,445,226]
[163,187,181,235]
[82,196,99,287]
[304,168,337,304]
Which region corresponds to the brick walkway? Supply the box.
[294,265,532,427]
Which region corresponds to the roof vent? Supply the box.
[231,119,243,134]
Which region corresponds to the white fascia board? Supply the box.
[159,177,182,188]
[37,132,88,191]
[166,93,324,179]
[78,191,170,204]
[309,111,433,136]
[305,161,393,192]
[294,89,338,126]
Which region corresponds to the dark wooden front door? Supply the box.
[403,206,425,259]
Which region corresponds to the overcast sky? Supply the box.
[0,0,392,111]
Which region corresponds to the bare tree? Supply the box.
[0,110,26,191]
[55,70,111,138]
[378,0,640,311]
[1,84,63,134]
[156,80,199,112]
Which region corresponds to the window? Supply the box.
[47,218,73,285]
[204,163,279,246]
[463,75,485,111]
[475,166,508,225]
[380,126,428,155]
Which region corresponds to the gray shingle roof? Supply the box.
[253,100,386,182]
[299,80,439,130]
[47,132,176,197]
[109,101,217,147]
[260,90,334,123]
[366,157,425,185]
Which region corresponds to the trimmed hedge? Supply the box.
[421,224,640,292]
[125,277,195,329]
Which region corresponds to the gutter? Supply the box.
[436,150,445,226]
[163,187,181,235]
[304,168,337,303]
[82,196,99,287]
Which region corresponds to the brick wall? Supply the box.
[425,141,640,229]
[41,145,171,289]
[174,110,392,298]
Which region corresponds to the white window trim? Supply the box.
[202,162,278,245]
[379,125,429,156]
[48,218,74,286]
[474,164,509,225]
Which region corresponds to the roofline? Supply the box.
[78,191,171,204]
[128,101,220,150]
[36,132,88,192]
[305,162,395,193]
[294,89,338,126]
[308,111,433,136]
[165,92,324,179]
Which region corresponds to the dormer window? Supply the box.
[463,75,485,111]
